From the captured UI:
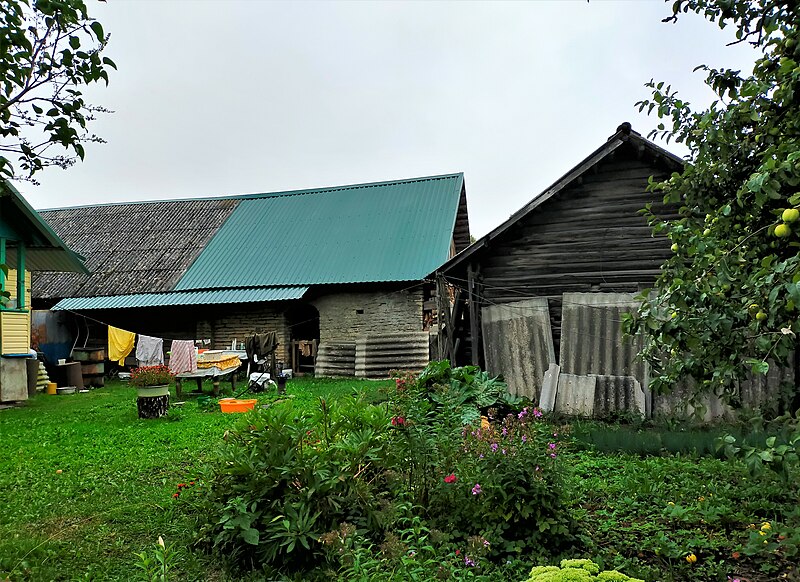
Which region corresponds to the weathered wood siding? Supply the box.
[478,145,678,355]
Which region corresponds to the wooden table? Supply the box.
[174,367,238,397]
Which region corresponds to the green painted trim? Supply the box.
[1,180,89,274]
[0,238,5,292]
[16,241,24,309]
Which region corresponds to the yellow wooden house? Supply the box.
[0,180,87,401]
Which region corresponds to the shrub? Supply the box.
[523,559,643,582]
[192,396,393,570]
[191,362,575,575]
[390,362,575,559]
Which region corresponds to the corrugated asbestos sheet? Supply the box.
[481,298,556,401]
[175,174,464,290]
[559,293,646,386]
[51,286,308,310]
[33,198,240,299]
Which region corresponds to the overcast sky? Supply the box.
[15,0,759,238]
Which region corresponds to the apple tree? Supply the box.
[626,0,800,410]
[0,0,115,182]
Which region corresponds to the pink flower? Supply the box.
[471,483,482,495]
[548,442,556,450]
[533,408,543,418]
[444,473,457,484]
[391,416,406,427]
[490,443,498,453]
[521,435,527,443]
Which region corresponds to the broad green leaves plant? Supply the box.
[0,0,116,180]
[628,0,800,403]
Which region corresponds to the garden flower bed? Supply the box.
[0,372,797,581]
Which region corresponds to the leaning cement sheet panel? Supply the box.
[481,298,555,401]
[654,357,793,421]
[555,373,596,417]
[539,363,560,412]
[652,377,732,422]
[738,357,794,415]
[560,293,646,387]
[592,374,645,417]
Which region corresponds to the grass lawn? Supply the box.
[0,377,392,581]
[1,377,796,581]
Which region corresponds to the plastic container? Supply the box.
[218,398,257,413]
[46,382,57,395]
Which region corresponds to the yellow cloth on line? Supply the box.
[108,326,136,365]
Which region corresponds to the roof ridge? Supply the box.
[238,172,464,201]
[36,172,465,212]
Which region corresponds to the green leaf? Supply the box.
[90,21,104,40]
[240,527,259,545]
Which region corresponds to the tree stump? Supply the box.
[137,394,169,419]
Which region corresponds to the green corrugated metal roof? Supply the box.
[51,286,308,310]
[175,173,463,290]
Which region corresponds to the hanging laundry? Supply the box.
[108,326,136,365]
[136,334,164,367]
[246,332,278,361]
[169,340,197,374]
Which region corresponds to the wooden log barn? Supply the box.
[433,123,688,414]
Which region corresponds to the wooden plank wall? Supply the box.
[478,145,680,357]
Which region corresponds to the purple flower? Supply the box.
[479,453,484,459]
[548,442,556,450]
[535,465,540,471]
[502,448,507,455]
[472,483,482,495]
[464,556,476,567]
[517,407,528,419]
[490,443,498,453]
[501,427,508,436]
[533,407,543,418]
[550,453,557,459]
[521,435,527,443]
[482,538,490,547]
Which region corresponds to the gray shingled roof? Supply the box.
[33,198,240,299]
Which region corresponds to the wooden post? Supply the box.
[467,263,480,366]
[16,241,24,309]
[435,274,446,360]
[0,238,5,293]
[449,289,462,364]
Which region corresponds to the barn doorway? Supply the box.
[286,302,319,376]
